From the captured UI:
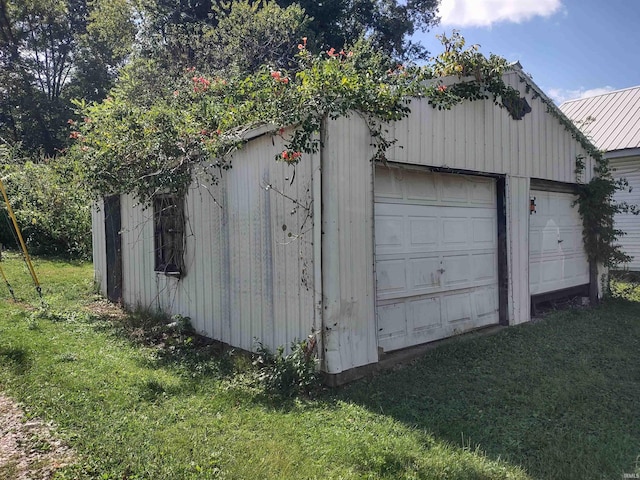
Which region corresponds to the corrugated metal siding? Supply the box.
[92,69,600,374]
[91,200,107,295]
[114,133,316,354]
[222,135,316,351]
[322,116,378,374]
[560,86,640,152]
[506,176,530,324]
[611,155,640,271]
[385,71,594,184]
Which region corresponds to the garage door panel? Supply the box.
[542,261,562,282]
[472,218,496,244]
[442,217,468,244]
[442,254,471,286]
[375,170,496,208]
[471,180,496,205]
[375,168,500,352]
[375,215,404,251]
[376,258,408,296]
[375,170,403,199]
[444,292,473,323]
[377,290,496,350]
[474,287,499,320]
[529,264,540,288]
[558,228,579,252]
[410,256,441,290]
[410,297,442,331]
[568,257,589,279]
[529,190,589,295]
[529,231,541,255]
[533,221,561,253]
[472,253,498,282]
[406,173,438,201]
[441,175,470,203]
[409,217,438,246]
[377,303,406,341]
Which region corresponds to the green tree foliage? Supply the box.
[200,0,311,75]
[65,0,137,103]
[137,0,440,74]
[1,0,440,156]
[0,0,86,154]
[136,0,311,76]
[0,0,136,155]
[71,34,518,204]
[0,154,92,258]
[276,0,440,60]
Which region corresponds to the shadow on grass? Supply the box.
[0,345,31,374]
[86,307,239,383]
[334,302,640,480]
[72,295,638,479]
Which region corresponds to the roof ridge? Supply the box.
[561,85,640,106]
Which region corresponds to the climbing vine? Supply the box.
[574,153,636,267]
[70,32,522,204]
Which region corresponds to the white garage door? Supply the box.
[374,167,500,353]
[529,190,590,295]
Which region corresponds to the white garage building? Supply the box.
[93,66,599,383]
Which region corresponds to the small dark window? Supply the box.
[153,195,184,276]
[503,95,532,120]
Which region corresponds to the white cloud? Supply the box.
[439,0,563,28]
[547,86,616,105]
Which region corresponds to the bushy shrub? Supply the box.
[253,336,319,397]
[0,155,92,259]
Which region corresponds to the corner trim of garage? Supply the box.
[497,176,509,326]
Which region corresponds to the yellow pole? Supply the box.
[0,261,16,300]
[0,177,41,295]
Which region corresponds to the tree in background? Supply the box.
[0,0,442,258]
[136,0,310,77]
[0,144,92,258]
[136,0,440,73]
[0,0,135,156]
[1,0,441,156]
[275,0,440,60]
[200,0,310,75]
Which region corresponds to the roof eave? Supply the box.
[605,147,640,159]
[507,63,601,159]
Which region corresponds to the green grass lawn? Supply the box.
[0,254,639,479]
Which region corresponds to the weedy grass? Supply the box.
[0,254,639,479]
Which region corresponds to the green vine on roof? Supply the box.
[70,32,521,204]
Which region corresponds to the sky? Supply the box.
[413,0,640,104]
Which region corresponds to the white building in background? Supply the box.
[561,86,640,271]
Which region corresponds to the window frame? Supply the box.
[153,194,185,277]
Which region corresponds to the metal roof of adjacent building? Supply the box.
[559,86,640,152]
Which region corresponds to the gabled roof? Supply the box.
[508,63,600,160]
[559,86,640,152]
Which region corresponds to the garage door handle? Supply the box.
[437,268,445,274]
[558,239,563,243]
